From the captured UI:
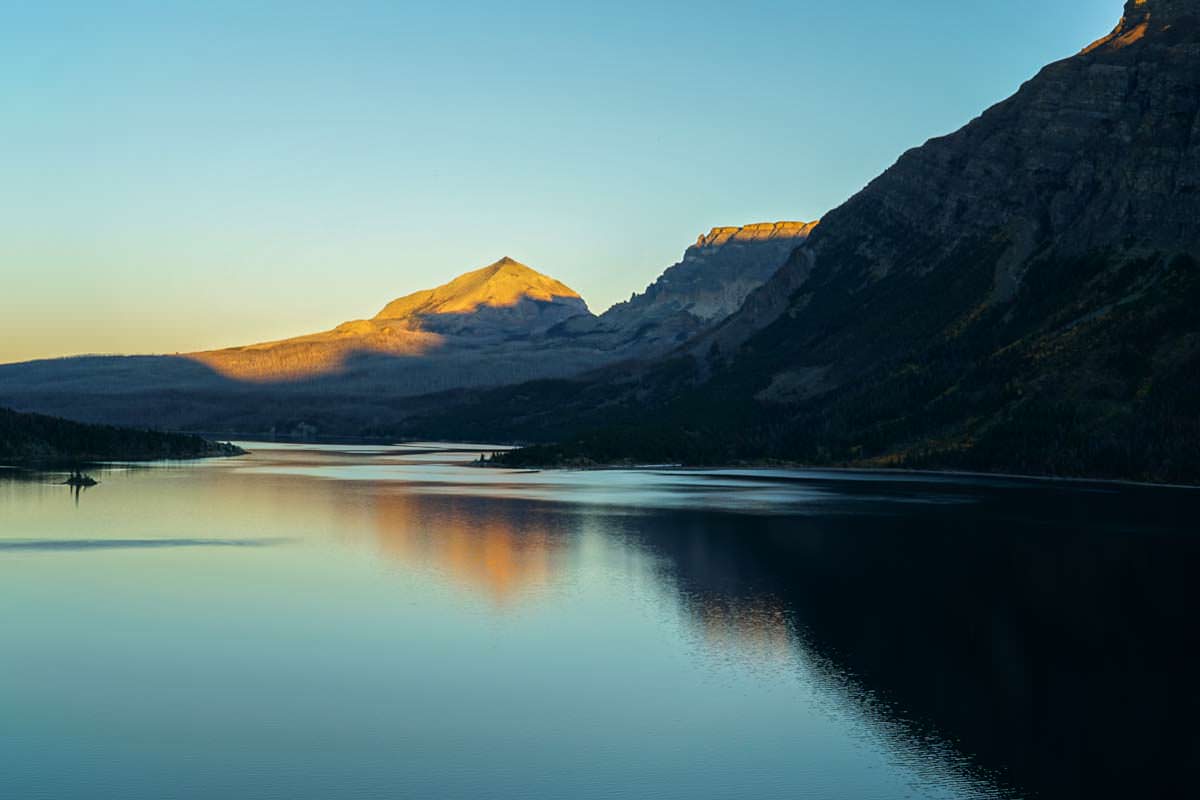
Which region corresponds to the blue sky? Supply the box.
[1,0,1120,362]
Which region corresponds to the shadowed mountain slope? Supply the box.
[415,0,1200,483]
[629,482,1200,798]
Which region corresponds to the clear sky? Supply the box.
[2,0,1121,363]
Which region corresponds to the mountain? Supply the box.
[0,406,243,463]
[553,222,817,355]
[416,0,1200,483]
[374,257,587,330]
[0,258,604,430]
[0,230,810,434]
[191,230,816,385]
[188,257,592,383]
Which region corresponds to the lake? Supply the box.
[2,443,1198,799]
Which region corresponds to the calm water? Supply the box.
[2,444,1198,800]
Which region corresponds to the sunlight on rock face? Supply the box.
[1083,0,1180,53]
[1107,20,1150,49]
[695,221,818,249]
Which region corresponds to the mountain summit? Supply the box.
[374,257,586,322]
[1117,0,1194,27]
[1085,0,1198,52]
[185,258,590,380]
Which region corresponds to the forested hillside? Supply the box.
[0,407,243,463]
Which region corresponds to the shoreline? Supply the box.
[483,457,1200,491]
[0,450,246,470]
[135,434,1200,490]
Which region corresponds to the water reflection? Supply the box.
[690,596,796,665]
[367,490,567,605]
[227,444,1200,797]
[6,444,1196,800]
[247,447,1198,796]
[0,466,97,505]
[621,495,1200,800]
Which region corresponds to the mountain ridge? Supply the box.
[0,223,813,432]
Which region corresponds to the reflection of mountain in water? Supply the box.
[623,481,1200,799]
[195,447,1200,797]
[690,597,795,665]
[367,490,569,606]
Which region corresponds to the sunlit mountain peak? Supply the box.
[374,257,586,320]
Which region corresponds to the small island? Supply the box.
[0,406,244,465]
[63,470,99,487]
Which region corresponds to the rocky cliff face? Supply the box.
[682,0,1200,479]
[816,0,1195,283]
[613,221,816,324]
[700,0,1200,357]
[553,221,816,356]
[741,0,1200,362]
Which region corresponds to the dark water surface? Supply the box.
[2,444,1197,799]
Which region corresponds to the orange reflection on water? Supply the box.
[368,490,564,606]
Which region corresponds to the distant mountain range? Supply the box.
[3,0,1197,483]
[0,222,815,433]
